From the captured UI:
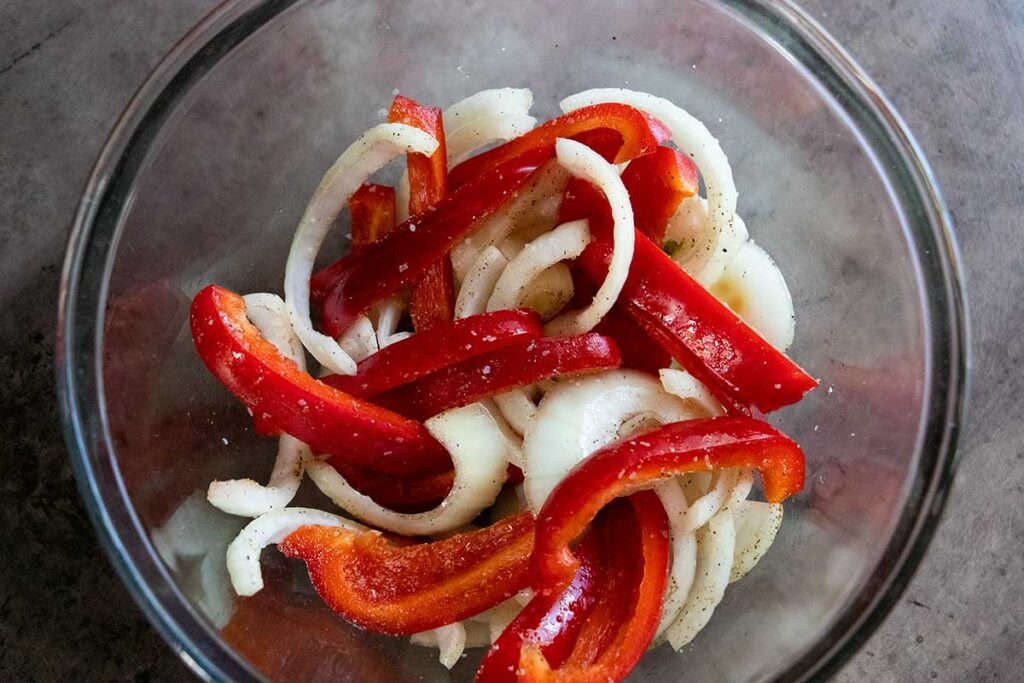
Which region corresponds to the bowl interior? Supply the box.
[71,0,960,680]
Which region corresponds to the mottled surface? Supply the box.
[0,1,1020,681]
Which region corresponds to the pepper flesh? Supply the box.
[475,529,604,682]
[278,512,535,635]
[348,183,396,254]
[619,146,699,243]
[449,103,670,188]
[568,180,817,413]
[373,334,622,421]
[322,309,542,398]
[189,285,450,477]
[517,492,669,683]
[313,146,552,336]
[532,416,805,587]
[387,95,455,329]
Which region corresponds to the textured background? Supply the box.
[1,1,1021,680]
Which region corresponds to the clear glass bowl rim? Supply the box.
[56,0,970,681]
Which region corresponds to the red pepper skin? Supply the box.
[519,492,669,682]
[348,183,396,254]
[619,146,699,243]
[476,532,604,683]
[322,310,543,398]
[189,285,450,477]
[387,95,455,330]
[373,334,623,422]
[449,103,670,188]
[532,417,805,588]
[582,225,816,413]
[313,146,552,336]
[278,513,535,635]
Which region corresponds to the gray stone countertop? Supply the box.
[0,1,1020,680]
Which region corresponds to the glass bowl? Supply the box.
[57,0,967,680]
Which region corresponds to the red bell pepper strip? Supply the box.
[348,183,396,254]
[449,103,670,188]
[567,179,816,413]
[312,145,552,336]
[322,309,542,398]
[373,333,622,422]
[532,416,805,588]
[565,260,671,375]
[189,285,450,477]
[387,95,456,329]
[278,512,535,635]
[619,146,699,243]
[476,530,604,682]
[519,492,669,683]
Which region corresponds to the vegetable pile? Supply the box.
[189,87,816,681]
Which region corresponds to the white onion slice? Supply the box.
[664,507,736,649]
[243,293,306,366]
[658,368,725,417]
[730,500,784,582]
[374,297,404,349]
[455,246,509,319]
[544,139,634,337]
[284,123,438,375]
[445,88,537,165]
[411,623,468,669]
[516,263,574,322]
[710,240,796,351]
[226,507,365,596]
[207,294,308,517]
[337,314,378,363]
[398,88,537,221]
[207,435,309,518]
[522,370,701,513]
[560,89,742,285]
[492,388,539,437]
[451,161,568,281]
[654,480,698,639]
[487,219,590,313]
[305,403,512,536]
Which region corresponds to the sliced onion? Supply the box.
[522,370,702,512]
[730,500,784,582]
[560,89,743,285]
[654,480,698,639]
[207,294,308,517]
[445,87,537,165]
[677,467,753,533]
[411,622,468,669]
[451,161,568,281]
[710,239,796,351]
[305,403,512,536]
[374,297,404,348]
[664,507,736,649]
[207,435,309,518]
[454,246,509,319]
[337,314,379,363]
[226,507,365,596]
[480,399,525,469]
[492,388,539,437]
[516,263,574,322]
[284,123,438,375]
[243,293,307,367]
[487,219,590,313]
[398,88,537,221]
[544,138,634,337]
[658,368,725,417]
